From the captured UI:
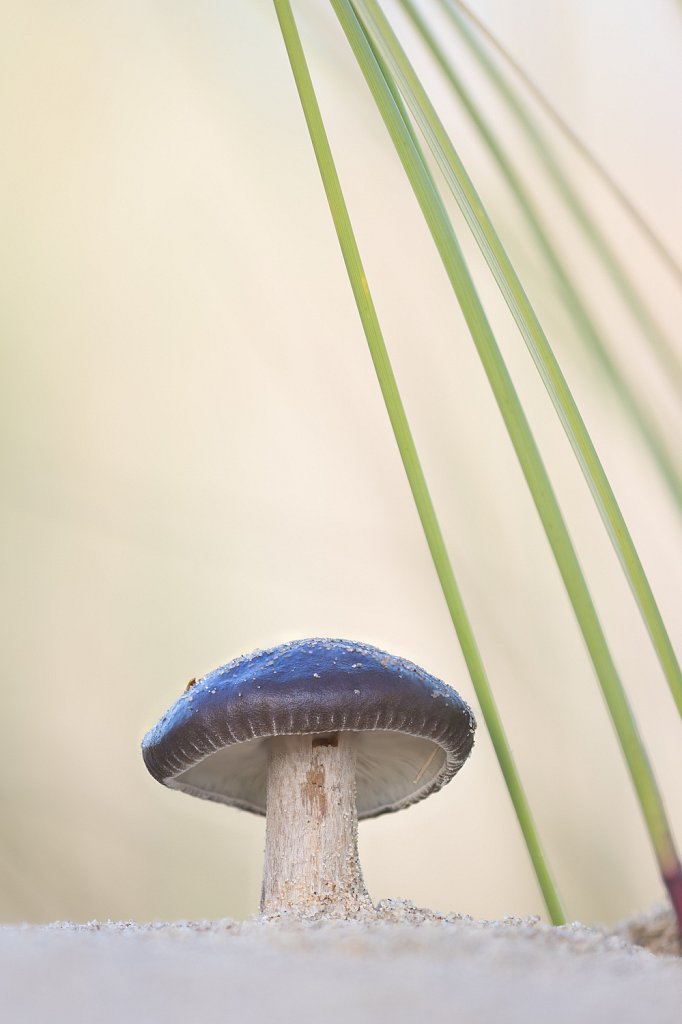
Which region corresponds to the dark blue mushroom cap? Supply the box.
[142,638,476,819]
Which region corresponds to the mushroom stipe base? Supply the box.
[261,732,372,916]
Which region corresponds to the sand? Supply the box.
[2,903,680,1024]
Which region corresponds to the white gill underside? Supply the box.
[170,730,447,817]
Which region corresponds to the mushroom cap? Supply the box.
[142,638,476,819]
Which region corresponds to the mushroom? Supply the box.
[142,638,476,917]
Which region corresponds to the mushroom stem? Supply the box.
[261,731,371,916]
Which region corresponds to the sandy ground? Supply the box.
[1,903,680,1024]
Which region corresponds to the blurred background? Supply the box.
[1,0,681,926]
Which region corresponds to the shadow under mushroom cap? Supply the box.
[142,638,476,819]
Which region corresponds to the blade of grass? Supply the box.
[351,0,682,719]
[272,0,567,924]
[441,0,682,399]
[393,0,682,717]
[339,0,682,928]
[447,0,682,293]
[398,0,682,516]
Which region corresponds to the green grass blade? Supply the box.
[400,0,682,516]
[393,0,682,717]
[447,0,682,292]
[399,0,682,516]
[271,0,567,924]
[441,0,682,398]
[340,0,682,927]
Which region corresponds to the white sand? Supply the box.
[2,904,680,1024]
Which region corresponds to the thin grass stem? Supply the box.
[440,0,682,399]
[342,0,682,930]
[447,0,682,292]
[400,0,682,517]
[393,0,682,718]
[272,0,566,924]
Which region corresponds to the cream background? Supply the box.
[1,0,681,924]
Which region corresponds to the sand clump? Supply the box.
[611,904,681,957]
[2,902,680,1024]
